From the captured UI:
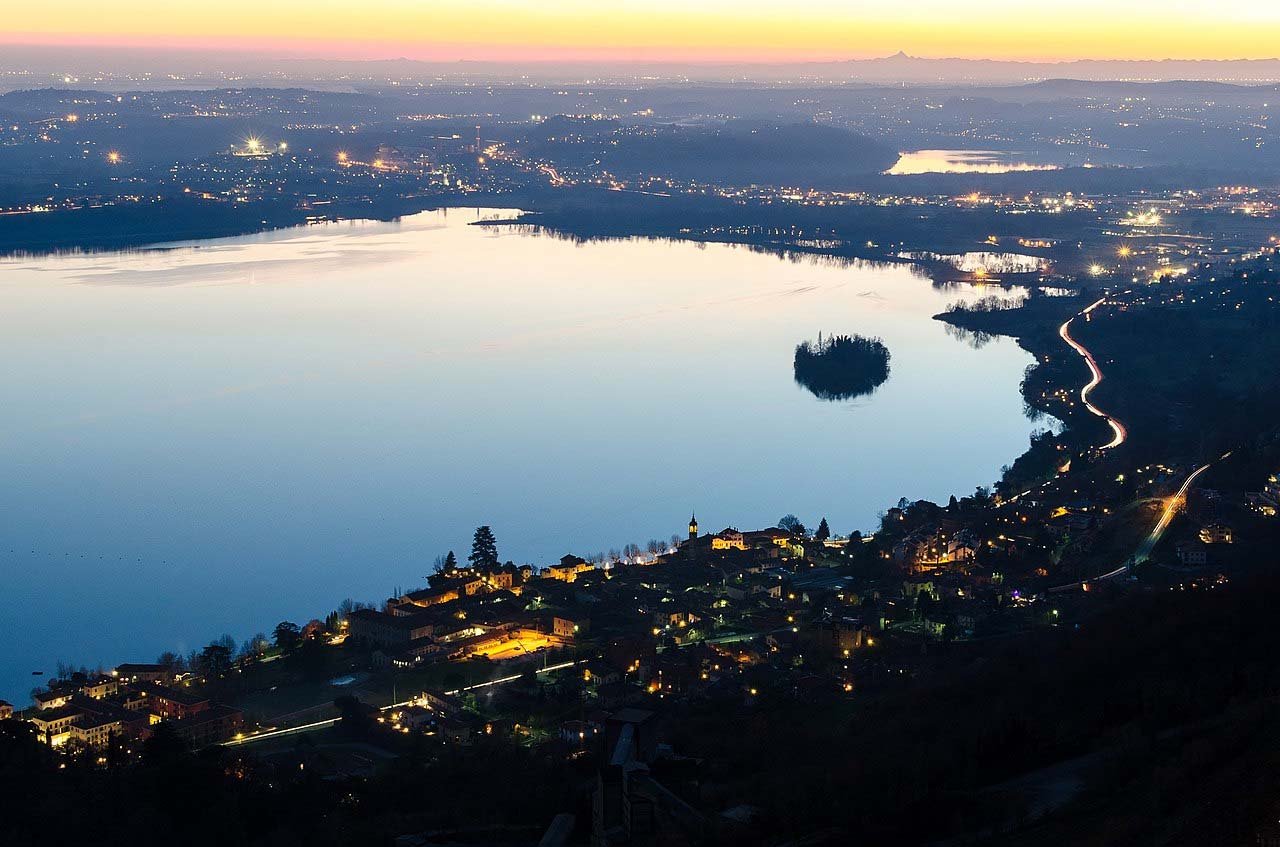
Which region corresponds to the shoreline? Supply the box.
[4,218,1065,706]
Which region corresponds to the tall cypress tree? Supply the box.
[469,526,499,570]
[815,517,831,541]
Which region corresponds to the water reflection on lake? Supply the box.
[903,251,1050,275]
[888,150,1063,175]
[0,209,1048,699]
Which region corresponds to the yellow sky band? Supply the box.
[7,2,1280,61]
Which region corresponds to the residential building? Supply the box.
[547,555,595,583]
[553,615,589,638]
[112,663,173,684]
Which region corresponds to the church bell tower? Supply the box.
[689,512,698,540]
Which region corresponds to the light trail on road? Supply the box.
[1134,454,1226,564]
[1058,295,1127,451]
[1048,451,1229,593]
[225,659,583,747]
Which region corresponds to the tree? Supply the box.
[779,514,807,536]
[518,666,538,691]
[296,634,327,681]
[337,598,371,618]
[469,526,499,570]
[273,620,302,651]
[433,550,458,574]
[243,632,270,658]
[333,695,373,738]
[195,643,232,678]
[141,722,189,768]
[155,651,186,673]
[815,518,831,541]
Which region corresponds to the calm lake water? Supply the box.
[888,150,1063,175]
[0,209,1045,701]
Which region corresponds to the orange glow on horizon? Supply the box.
[3,2,1280,64]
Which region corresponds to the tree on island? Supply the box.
[793,332,891,401]
[816,518,831,541]
[469,526,499,570]
[273,620,302,651]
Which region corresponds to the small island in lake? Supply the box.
[793,332,892,401]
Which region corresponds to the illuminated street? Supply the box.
[1058,296,1128,451]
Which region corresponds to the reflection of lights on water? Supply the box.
[888,150,1062,176]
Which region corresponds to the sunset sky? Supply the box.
[6,0,1280,62]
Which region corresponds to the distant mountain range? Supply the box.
[4,45,1280,88]
[810,52,1280,84]
[257,53,1280,86]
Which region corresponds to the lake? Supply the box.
[0,209,1046,701]
[888,150,1063,175]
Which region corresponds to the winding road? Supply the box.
[1058,296,1127,451]
[1047,295,1226,591]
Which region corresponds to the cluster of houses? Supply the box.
[1177,486,1238,566]
[1246,472,1280,517]
[348,562,559,665]
[16,663,243,751]
[340,508,1043,712]
[891,525,980,571]
[345,517,815,666]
